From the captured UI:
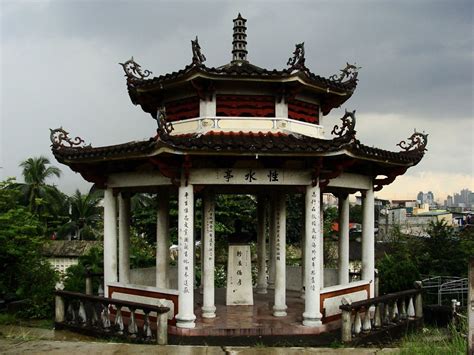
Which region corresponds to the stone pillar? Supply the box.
[118,193,131,284]
[300,203,306,298]
[302,184,323,326]
[156,189,170,289]
[256,195,268,294]
[320,197,324,289]
[362,186,375,297]
[103,188,118,295]
[273,193,287,317]
[338,194,350,285]
[268,198,276,289]
[202,192,216,318]
[176,182,196,328]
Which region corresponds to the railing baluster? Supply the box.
[373,303,382,328]
[115,306,124,334]
[399,298,407,320]
[143,311,152,340]
[390,300,399,323]
[98,283,104,297]
[362,307,371,332]
[101,303,111,330]
[66,302,75,323]
[407,296,415,319]
[78,300,87,325]
[353,310,362,335]
[128,307,138,336]
[383,302,390,325]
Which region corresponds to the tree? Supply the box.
[59,190,102,240]
[0,180,58,318]
[17,156,62,215]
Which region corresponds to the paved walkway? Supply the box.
[0,339,401,354]
[0,325,400,354]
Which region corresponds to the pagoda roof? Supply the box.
[121,15,360,117]
[52,130,425,167]
[126,61,357,116]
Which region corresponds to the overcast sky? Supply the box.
[1,0,473,201]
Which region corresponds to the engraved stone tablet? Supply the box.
[226,244,253,305]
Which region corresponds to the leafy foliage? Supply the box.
[0,181,58,318]
[59,189,102,240]
[377,221,474,295]
[63,246,103,293]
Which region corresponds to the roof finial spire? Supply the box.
[232,13,248,63]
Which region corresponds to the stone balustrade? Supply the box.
[339,287,423,343]
[55,290,170,345]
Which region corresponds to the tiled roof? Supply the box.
[53,131,424,166]
[128,62,357,93]
[42,241,102,257]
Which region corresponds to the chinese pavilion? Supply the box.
[51,14,427,336]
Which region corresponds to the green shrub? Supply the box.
[377,253,420,295]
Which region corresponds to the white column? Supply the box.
[300,216,306,298]
[320,197,324,289]
[176,183,196,328]
[118,193,131,284]
[338,194,350,285]
[302,184,322,326]
[268,199,276,289]
[273,193,287,316]
[199,94,216,116]
[202,192,216,318]
[275,98,288,118]
[362,186,375,297]
[256,195,268,294]
[156,189,170,289]
[103,188,118,296]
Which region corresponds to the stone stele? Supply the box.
[226,244,253,306]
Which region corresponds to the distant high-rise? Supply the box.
[417,191,435,206]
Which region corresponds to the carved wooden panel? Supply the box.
[288,99,319,123]
[165,96,199,121]
[216,94,275,117]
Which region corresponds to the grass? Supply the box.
[399,321,467,355]
[0,313,17,325]
[0,312,53,329]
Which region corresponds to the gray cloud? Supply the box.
[1,0,472,194]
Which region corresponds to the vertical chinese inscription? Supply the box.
[206,199,214,262]
[275,200,281,261]
[309,189,319,292]
[182,190,192,294]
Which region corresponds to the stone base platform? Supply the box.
[169,288,340,337]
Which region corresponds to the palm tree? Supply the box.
[18,156,62,214]
[60,190,102,240]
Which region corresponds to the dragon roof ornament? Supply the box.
[119,57,152,82]
[331,109,357,139]
[397,130,428,152]
[191,36,206,65]
[50,127,90,149]
[287,42,307,71]
[156,107,174,138]
[329,62,361,83]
